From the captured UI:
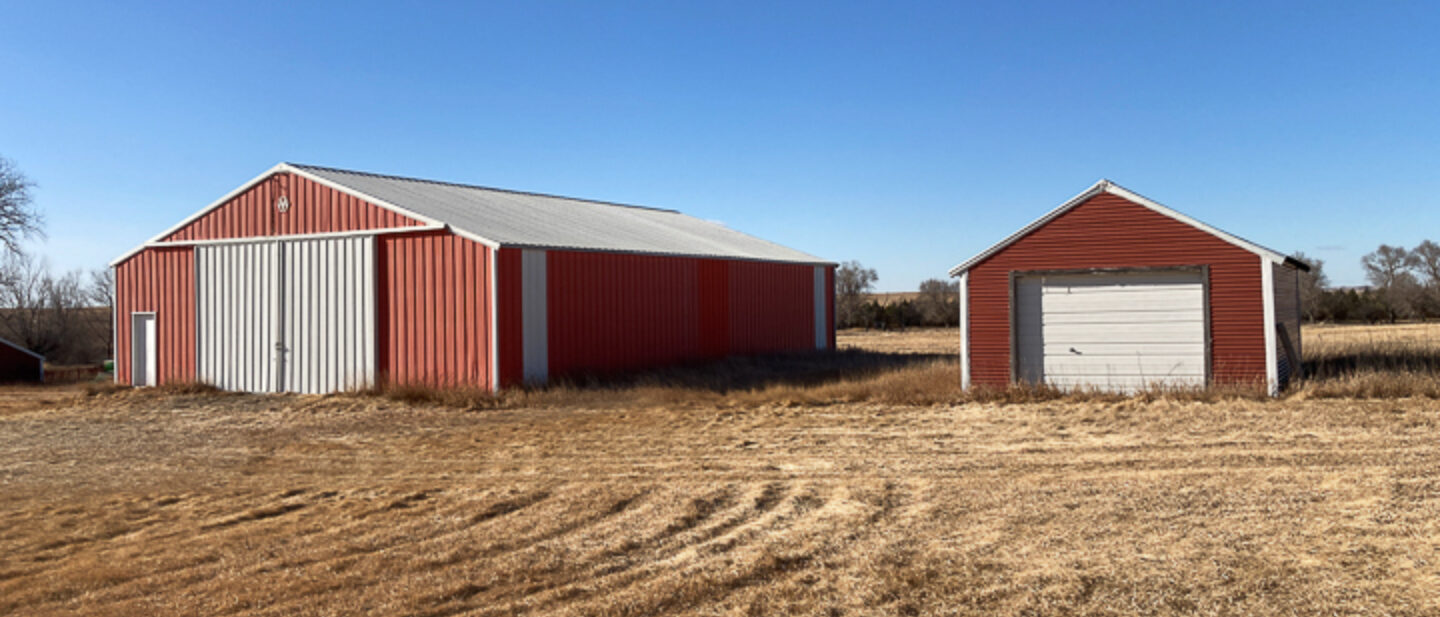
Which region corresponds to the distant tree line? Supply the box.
[1302,241,1440,323]
[0,156,112,365]
[835,261,957,329]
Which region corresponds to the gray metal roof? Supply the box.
[290,164,831,265]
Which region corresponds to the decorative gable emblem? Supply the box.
[276,195,290,213]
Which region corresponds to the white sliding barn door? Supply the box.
[279,237,376,394]
[197,237,375,394]
[1014,270,1206,392]
[197,242,280,392]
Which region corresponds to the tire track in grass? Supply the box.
[570,480,908,617]
[236,486,653,617]
[470,481,813,617]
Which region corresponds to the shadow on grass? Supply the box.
[548,349,955,394]
[1303,349,1440,380]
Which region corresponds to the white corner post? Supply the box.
[959,271,970,389]
[521,249,548,385]
[1261,257,1277,396]
[489,248,500,392]
[814,266,828,350]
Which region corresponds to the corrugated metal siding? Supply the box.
[165,172,424,241]
[967,192,1265,387]
[545,251,702,378]
[527,251,824,382]
[115,247,196,385]
[281,237,376,393]
[377,231,492,388]
[496,247,525,388]
[728,260,815,355]
[698,259,730,359]
[196,242,277,392]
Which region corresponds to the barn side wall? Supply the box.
[376,231,493,389]
[164,172,425,241]
[495,250,832,387]
[966,193,1266,387]
[115,247,196,385]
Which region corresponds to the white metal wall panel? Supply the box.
[280,237,376,394]
[1015,270,1206,392]
[197,243,278,392]
[521,249,548,384]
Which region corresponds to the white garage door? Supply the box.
[1014,270,1206,392]
[197,237,376,394]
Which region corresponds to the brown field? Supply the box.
[3,325,1440,615]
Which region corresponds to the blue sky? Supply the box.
[2,1,1437,289]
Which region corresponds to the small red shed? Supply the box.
[950,180,1307,394]
[112,164,834,393]
[0,336,43,383]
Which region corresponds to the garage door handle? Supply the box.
[1069,347,1082,354]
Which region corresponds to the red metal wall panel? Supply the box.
[545,252,702,378]
[164,172,425,241]
[376,231,492,388]
[494,251,827,385]
[727,260,815,355]
[966,193,1265,387]
[114,247,196,385]
[496,248,524,387]
[697,259,730,359]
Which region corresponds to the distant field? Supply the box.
[2,323,1439,616]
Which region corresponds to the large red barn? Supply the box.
[950,180,1307,395]
[113,164,834,392]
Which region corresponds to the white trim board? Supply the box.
[1262,257,1278,396]
[146,224,445,248]
[111,163,502,267]
[948,180,1301,277]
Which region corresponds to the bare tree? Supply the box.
[0,157,45,255]
[914,278,959,326]
[0,252,105,363]
[1412,240,1440,287]
[835,261,878,329]
[1290,252,1329,321]
[1361,244,1420,322]
[1406,240,1440,318]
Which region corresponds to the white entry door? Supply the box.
[131,313,157,387]
[1014,270,1206,392]
[196,237,376,394]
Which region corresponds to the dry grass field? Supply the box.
[3,325,1440,616]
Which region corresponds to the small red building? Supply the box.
[113,163,834,392]
[0,336,43,383]
[950,180,1307,394]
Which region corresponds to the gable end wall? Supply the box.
[966,193,1266,387]
[164,172,425,241]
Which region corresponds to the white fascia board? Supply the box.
[144,224,446,248]
[110,163,507,267]
[282,164,504,249]
[947,180,1288,277]
[110,164,291,267]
